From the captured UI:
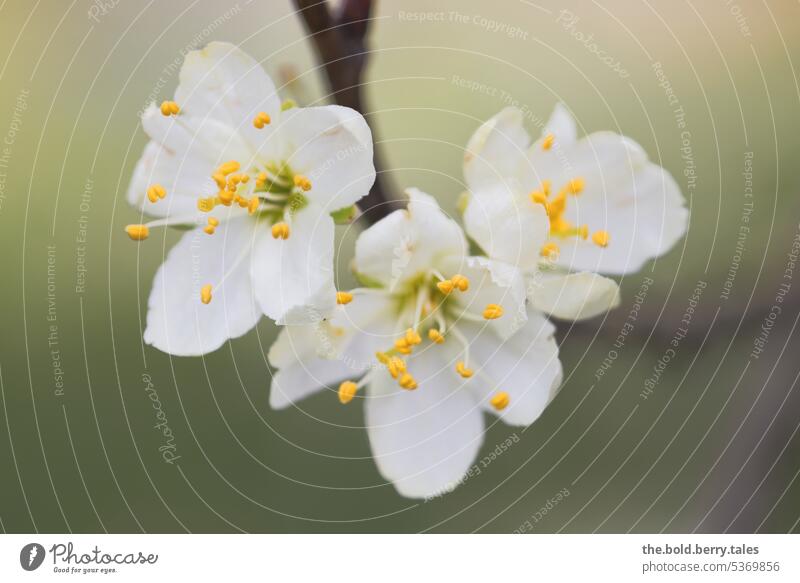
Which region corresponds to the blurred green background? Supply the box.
[1,0,799,533]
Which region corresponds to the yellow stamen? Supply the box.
[398,373,418,390]
[387,357,407,379]
[567,177,585,194]
[542,132,554,150]
[483,303,504,320]
[428,328,445,344]
[160,101,179,116]
[338,381,358,404]
[203,225,215,235]
[293,175,312,191]
[217,161,240,176]
[541,180,551,197]
[405,328,422,345]
[375,352,390,364]
[540,242,560,259]
[336,291,353,305]
[208,217,220,227]
[437,279,454,294]
[246,196,260,215]
[455,361,473,378]
[490,391,510,411]
[218,190,234,206]
[212,173,226,189]
[200,284,212,305]
[253,111,272,129]
[530,190,549,209]
[592,230,609,247]
[271,222,290,240]
[197,197,216,212]
[125,224,149,241]
[450,274,469,292]
[146,184,166,203]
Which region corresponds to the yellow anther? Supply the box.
[293,175,312,191]
[398,373,418,390]
[208,217,220,227]
[253,111,272,129]
[394,337,412,354]
[240,173,249,184]
[567,177,585,194]
[455,361,473,378]
[256,172,267,186]
[375,352,390,364]
[490,391,510,411]
[483,303,504,320]
[246,196,259,215]
[212,173,226,188]
[217,160,240,176]
[541,180,552,197]
[405,328,422,345]
[530,190,549,209]
[236,195,249,208]
[451,274,470,292]
[336,291,354,305]
[338,381,358,404]
[160,101,179,116]
[387,357,407,379]
[271,222,290,240]
[428,328,445,344]
[542,132,555,150]
[200,284,212,305]
[146,184,166,203]
[229,174,242,186]
[218,190,234,206]
[125,224,149,241]
[578,224,589,240]
[197,197,216,212]
[540,242,560,259]
[437,279,454,294]
[203,225,215,235]
[592,230,610,247]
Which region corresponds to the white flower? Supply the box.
[462,104,688,320]
[268,189,562,498]
[125,42,375,355]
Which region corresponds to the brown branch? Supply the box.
[293,0,400,224]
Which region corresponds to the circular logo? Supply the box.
[20,543,46,571]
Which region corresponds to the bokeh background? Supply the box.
[1,0,799,533]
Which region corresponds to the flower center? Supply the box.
[529,174,609,258]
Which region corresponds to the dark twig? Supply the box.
[293,0,400,224]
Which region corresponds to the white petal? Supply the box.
[445,256,529,339]
[272,105,376,211]
[463,107,532,193]
[251,203,337,325]
[462,182,549,270]
[540,102,577,147]
[354,188,467,288]
[267,324,362,410]
[462,311,563,426]
[365,349,484,498]
[529,271,620,320]
[174,41,281,148]
[143,216,260,356]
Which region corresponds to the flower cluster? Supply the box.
[125,42,688,498]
